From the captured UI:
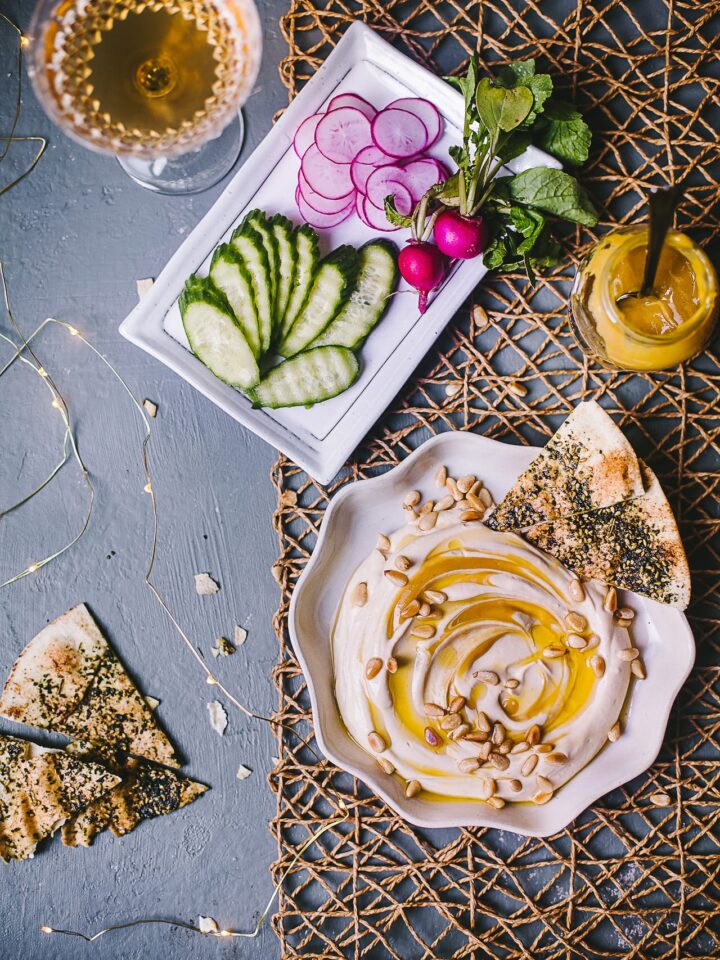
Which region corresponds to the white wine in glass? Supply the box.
[28,0,263,194]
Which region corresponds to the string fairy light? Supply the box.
[0,277,350,940]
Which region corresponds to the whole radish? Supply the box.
[398,241,447,313]
[434,209,488,260]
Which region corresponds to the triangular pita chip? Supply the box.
[486,401,645,531]
[524,463,690,608]
[0,605,178,768]
[61,757,207,848]
[0,733,120,862]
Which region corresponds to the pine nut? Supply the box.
[618,647,639,662]
[446,477,463,501]
[477,778,495,800]
[565,611,587,632]
[423,589,446,604]
[351,582,368,606]
[434,465,448,487]
[474,670,500,685]
[651,791,671,807]
[535,743,554,754]
[445,381,462,397]
[458,757,480,773]
[568,579,585,602]
[411,624,436,639]
[490,752,510,770]
[504,678,520,689]
[533,790,553,805]
[544,645,565,659]
[488,796,506,809]
[465,731,489,743]
[403,490,421,507]
[608,722,621,742]
[479,488,494,508]
[405,779,421,798]
[395,555,412,571]
[508,779,523,793]
[449,695,466,714]
[384,569,408,586]
[460,510,483,522]
[616,618,633,629]
[590,655,606,678]
[527,724,542,746]
[567,633,587,649]
[424,726,441,747]
[386,657,398,674]
[377,757,395,775]
[604,586,618,613]
[510,741,530,755]
[418,512,438,531]
[631,658,646,679]
[450,723,472,740]
[476,711,491,733]
[477,741,492,761]
[521,754,538,776]
[377,533,391,552]
[467,492,485,512]
[434,495,455,512]
[472,305,490,331]
[491,722,506,745]
[401,599,420,618]
[546,752,568,764]
[368,731,386,752]
[536,774,553,792]
[417,602,431,617]
[507,379,528,398]
[440,713,462,731]
[365,658,383,680]
[615,606,635,621]
[424,702,445,717]
[419,499,435,514]
[498,739,513,755]
[457,474,476,494]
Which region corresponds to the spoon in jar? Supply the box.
[615,182,685,306]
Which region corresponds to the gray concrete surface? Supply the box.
[0,2,290,957]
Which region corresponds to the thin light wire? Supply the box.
[0,269,350,941]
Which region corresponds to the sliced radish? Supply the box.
[350,145,396,193]
[362,195,402,232]
[355,190,371,227]
[293,113,323,158]
[301,143,354,199]
[401,157,448,203]
[387,98,442,148]
[371,108,428,158]
[315,107,373,163]
[365,165,410,209]
[296,187,354,229]
[327,92,377,120]
[298,171,354,215]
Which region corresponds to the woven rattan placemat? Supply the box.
[269,3,720,957]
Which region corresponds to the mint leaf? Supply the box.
[506,167,598,226]
[475,78,534,135]
[384,195,412,228]
[535,100,592,166]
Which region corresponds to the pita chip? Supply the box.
[525,463,690,608]
[0,733,120,862]
[61,757,207,848]
[486,401,645,531]
[0,604,178,768]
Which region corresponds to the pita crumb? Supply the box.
[195,573,220,596]
[234,625,248,647]
[207,700,227,736]
[199,916,219,934]
[143,398,157,418]
[236,764,252,781]
[145,696,160,710]
[135,277,154,300]
[211,636,235,658]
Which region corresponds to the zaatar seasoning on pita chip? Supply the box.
[61,757,207,848]
[524,463,690,608]
[0,733,120,862]
[0,604,178,768]
[486,401,645,531]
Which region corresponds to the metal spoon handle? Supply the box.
[640,182,685,296]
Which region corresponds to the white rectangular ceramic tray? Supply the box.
[119,22,559,485]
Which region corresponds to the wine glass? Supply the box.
[27,0,262,195]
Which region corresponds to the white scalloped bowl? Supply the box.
[288,432,695,836]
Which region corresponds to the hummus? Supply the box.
[332,506,632,805]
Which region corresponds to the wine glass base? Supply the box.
[117,111,245,195]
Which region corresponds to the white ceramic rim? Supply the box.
[288,432,696,836]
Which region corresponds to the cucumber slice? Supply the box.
[312,239,398,350]
[179,277,259,390]
[248,346,359,409]
[279,225,319,343]
[244,209,279,317]
[279,245,359,357]
[230,223,273,354]
[209,243,262,359]
[270,214,296,341]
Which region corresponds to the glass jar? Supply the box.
[570,226,719,371]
